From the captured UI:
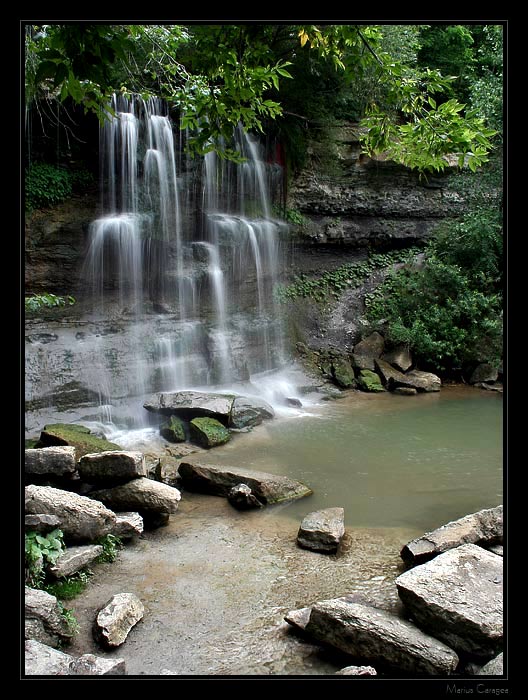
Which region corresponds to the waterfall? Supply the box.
[79,94,288,418]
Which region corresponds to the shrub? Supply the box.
[25,529,65,587]
[25,162,73,211]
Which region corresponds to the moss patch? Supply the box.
[357,369,386,393]
[189,417,231,449]
[160,415,186,443]
[332,359,356,389]
[38,423,121,459]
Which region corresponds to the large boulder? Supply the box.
[395,544,503,659]
[159,415,186,443]
[25,446,77,478]
[357,369,386,393]
[305,599,459,675]
[93,593,144,649]
[48,545,103,579]
[375,360,441,392]
[178,461,312,505]
[189,417,231,448]
[25,485,117,543]
[143,391,235,424]
[297,507,345,553]
[469,363,499,385]
[89,478,181,515]
[25,587,73,648]
[78,451,147,485]
[37,423,121,459]
[353,332,385,359]
[229,396,275,429]
[401,505,503,566]
[477,652,503,676]
[381,345,413,372]
[332,359,356,389]
[25,639,74,675]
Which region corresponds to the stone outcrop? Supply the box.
[178,461,312,504]
[144,391,235,423]
[78,451,147,484]
[477,652,504,676]
[189,417,231,448]
[90,478,181,515]
[37,423,121,459]
[297,507,345,553]
[230,396,275,428]
[25,484,117,543]
[227,483,264,510]
[396,544,503,659]
[400,505,503,566]
[93,593,145,649]
[25,446,77,478]
[48,545,103,578]
[305,599,459,675]
[113,512,144,539]
[160,415,186,443]
[25,587,73,648]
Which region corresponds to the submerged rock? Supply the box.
[229,396,275,429]
[25,485,117,543]
[357,369,385,393]
[90,477,181,515]
[25,446,77,478]
[38,423,121,460]
[297,507,345,553]
[178,461,312,504]
[189,417,231,448]
[25,587,73,648]
[400,505,503,566]
[227,483,264,510]
[396,543,503,659]
[285,397,303,408]
[393,387,417,396]
[160,415,186,443]
[305,599,459,675]
[78,451,147,485]
[143,391,235,423]
[48,544,103,579]
[93,593,144,649]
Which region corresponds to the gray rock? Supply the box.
[78,451,147,484]
[285,397,303,408]
[229,396,275,429]
[375,359,441,392]
[335,665,377,676]
[90,477,181,515]
[487,544,503,557]
[478,652,504,676]
[396,543,503,659]
[25,446,77,477]
[160,415,186,443]
[351,353,376,371]
[93,592,145,649]
[227,483,264,510]
[284,606,312,631]
[394,387,417,396]
[70,654,127,675]
[297,507,345,553]
[25,514,61,533]
[25,639,73,675]
[305,600,459,675]
[143,390,235,421]
[178,461,312,505]
[25,485,117,543]
[401,505,503,566]
[381,345,413,372]
[48,545,103,578]
[113,512,144,539]
[25,587,73,647]
[470,363,499,385]
[353,332,385,359]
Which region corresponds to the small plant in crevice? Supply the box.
[25,293,76,313]
[57,601,80,637]
[25,529,65,588]
[95,534,123,563]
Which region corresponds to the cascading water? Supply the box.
[76,94,291,426]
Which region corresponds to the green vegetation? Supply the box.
[25,528,65,588]
[25,293,75,313]
[276,248,422,305]
[44,570,93,600]
[39,423,121,458]
[57,602,79,636]
[25,162,72,210]
[95,534,123,563]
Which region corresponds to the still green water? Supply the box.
[197,386,503,533]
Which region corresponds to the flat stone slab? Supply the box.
[90,478,181,515]
[305,599,459,675]
[401,505,503,566]
[25,446,77,477]
[144,391,235,422]
[93,593,145,649]
[297,507,345,553]
[48,545,103,578]
[396,543,503,659]
[178,461,312,505]
[375,359,441,392]
[25,485,117,543]
[78,451,147,484]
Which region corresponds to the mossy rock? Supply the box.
[357,369,386,393]
[189,417,231,449]
[38,423,121,459]
[25,438,40,449]
[332,360,356,389]
[160,415,186,443]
